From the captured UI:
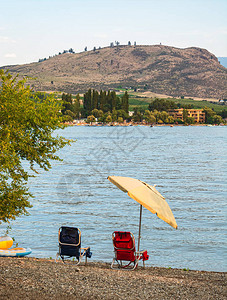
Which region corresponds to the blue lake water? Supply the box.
[1,125,226,272]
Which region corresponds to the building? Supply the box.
[168,108,205,123]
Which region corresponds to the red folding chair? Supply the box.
[111,231,149,270]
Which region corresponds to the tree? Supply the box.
[160,111,169,123]
[0,70,70,223]
[61,93,73,115]
[83,89,92,115]
[121,91,129,113]
[111,108,117,122]
[203,107,216,123]
[185,117,195,125]
[148,98,177,111]
[92,90,99,109]
[144,110,156,124]
[132,109,143,122]
[183,109,188,122]
[105,115,112,123]
[167,116,175,124]
[117,117,123,123]
[91,109,99,118]
[86,115,96,124]
[213,115,223,124]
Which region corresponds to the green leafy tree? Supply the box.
[153,110,161,122]
[121,91,129,113]
[86,115,96,124]
[132,110,143,122]
[92,90,99,109]
[213,115,223,124]
[117,117,123,123]
[71,100,80,119]
[91,109,99,118]
[185,117,195,125]
[105,115,112,123]
[183,109,188,122]
[148,98,177,111]
[117,109,128,120]
[175,118,184,124]
[111,108,117,122]
[203,107,217,124]
[167,116,175,124]
[97,110,104,118]
[99,90,106,111]
[160,111,169,123]
[61,93,73,115]
[0,70,70,224]
[83,89,92,115]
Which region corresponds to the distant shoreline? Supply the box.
[65,121,226,127]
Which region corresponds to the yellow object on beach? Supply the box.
[0,236,13,250]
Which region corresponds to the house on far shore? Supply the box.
[168,108,206,123]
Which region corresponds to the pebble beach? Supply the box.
[0,257,226,300]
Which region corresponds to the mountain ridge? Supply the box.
[2,45,227,99]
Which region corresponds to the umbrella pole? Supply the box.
[138,204,143,252]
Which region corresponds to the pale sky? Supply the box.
[1,0,227,67]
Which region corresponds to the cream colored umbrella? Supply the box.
[108,176,177,251]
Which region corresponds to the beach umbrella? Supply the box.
[107,176,177,251]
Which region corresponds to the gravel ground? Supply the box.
[0,257,226,300]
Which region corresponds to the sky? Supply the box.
[1,0,227,67]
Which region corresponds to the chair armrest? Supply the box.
[136,250,149,261]
[136,249,147,255]
[81,247,90,251]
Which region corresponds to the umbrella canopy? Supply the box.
[108,176,177,250]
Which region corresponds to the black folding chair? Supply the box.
[56,226,92,265]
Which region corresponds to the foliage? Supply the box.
[183,109,188,122]
[185,117,195,125]
[117,117,123,123]
[213,115,223,124]
[86,115,96,123]
[143,110,156,124]
[61,93,80,120]
[203,106,223,124]
[105,115,112,123]
[83,89,129,116]
[0,70,71,223]
[148,98,178,111]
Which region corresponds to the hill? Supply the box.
[2,45,227,99]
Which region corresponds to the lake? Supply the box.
[1,125,226,272]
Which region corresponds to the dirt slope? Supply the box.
[2,45,227,98]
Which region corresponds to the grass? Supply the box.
[126,93,226,113]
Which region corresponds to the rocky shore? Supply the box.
[0,257,226,299]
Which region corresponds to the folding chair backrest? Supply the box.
[59,226,81,258]
[113,231,136,262]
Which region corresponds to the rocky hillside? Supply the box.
[2,45,227,99]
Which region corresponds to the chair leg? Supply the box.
[55,253,59,263]
[111,258,120,269]
[132,260,138,270]
[110,258,115,269]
